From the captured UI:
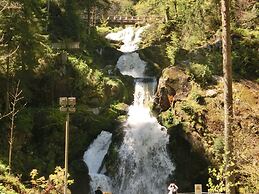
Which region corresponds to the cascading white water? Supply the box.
[105,26,145,53]
[116,53,146,78]
[113,80,174,194]
[83,131,113,193]
[84,26,174,194]
[108,27,175,194]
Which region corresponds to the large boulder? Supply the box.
[153,67,191,112]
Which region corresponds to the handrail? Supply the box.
[81,14,164,25]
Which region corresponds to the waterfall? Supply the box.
[116,53,146,78]
[83,131,113,193]
[105,26,146,52]
[113,79,174,194]
[84,26,174,194]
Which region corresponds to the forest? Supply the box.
[0,0,258,193]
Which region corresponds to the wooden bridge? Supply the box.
[104,15,163,25]
[83,14,164,26]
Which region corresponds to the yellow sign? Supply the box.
[103,192,112,194]
[195,184,202,194]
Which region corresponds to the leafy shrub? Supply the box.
[231,29,259,79]
[0,161,26,194]
[0,161,74,194]
[160,110,176,128]
[212,136,224,158]
[29,167,73,193]
[166,33,180,65]
[188,63,213,87]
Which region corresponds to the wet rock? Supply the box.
[100,47,122,67]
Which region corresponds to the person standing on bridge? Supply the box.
[168,182,178,194]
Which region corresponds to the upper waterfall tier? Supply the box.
[105,26,146,53]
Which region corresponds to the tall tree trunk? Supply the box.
[221,0,235,193]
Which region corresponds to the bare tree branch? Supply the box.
[7,80,26,173]
[0,45,20,61]
[0,34,4,43]
[0,1,22,12]
[0,1,9,13]
[0,111,12,120]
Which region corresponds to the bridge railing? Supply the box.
[106,15,163,23]
[81,14,164,25]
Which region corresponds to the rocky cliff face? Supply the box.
[153,65,259,193]
[153,67,191,113]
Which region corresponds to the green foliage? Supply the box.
[29,167,74,193]
[48,0,80,41]
[69,56,106,105]
[15,109,33,134]
[174,83,207,135]
[0,161,74,194]
[207,161,237,193]
[212,136,224,157]
[96,26,113,36]
[232,1,259,29]
[140,0,219,49]
[166,32,180,65]
[63,0,80,40]
[108,0,136,15]
[207,166,226,193]
[69,55,130,106]
[135,0,165,16]
[0,0,48,72]
[140,23,168,47]
[187,63,213,87]
[231,28,259,79]
[179,0,220,48]
[0,161,26,194]
[160,109,180,129]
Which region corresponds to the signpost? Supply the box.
[59,97,76,194]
